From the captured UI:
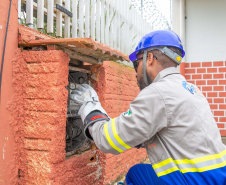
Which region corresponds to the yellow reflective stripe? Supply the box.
[180,160,226,173]
[104,123,123,153]
[174,150,226,165]
[152,158,174,170]
[156,166,179,177]
[153,150,226,177]
[111,118,131,150]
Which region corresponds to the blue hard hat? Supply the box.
[129,30,185,62]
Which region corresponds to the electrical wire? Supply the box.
[0,0,12,103]
[66,73,77,90]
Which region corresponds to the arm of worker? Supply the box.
[87,85,168,155]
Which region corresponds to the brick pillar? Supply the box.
[92,61,148,184]
[11,50,69,184]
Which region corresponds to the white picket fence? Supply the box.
[18,0,153,55]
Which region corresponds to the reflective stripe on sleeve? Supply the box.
[103,118,131,153]
[111,118,131,150]
[104,123,123,153]
[152,150,226,177]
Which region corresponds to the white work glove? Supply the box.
[70,84,107,121]
[70,84,109,140]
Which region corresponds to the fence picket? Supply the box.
[79,0,84,37]
[18,0,21,20]
[91,0,95,40]
[105,0,109,46]
[96,0,101,42]
[56,0,62,37]
[64,0,70,38]
[37,0,44,29]
[85,0,90,38]
[26,0,33,26]
[100,0,105,43]
[47,0,54,33]
[72,0,78,38]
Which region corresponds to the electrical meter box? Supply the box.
[66,71,92,157]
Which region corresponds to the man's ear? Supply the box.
[147,52,154,66]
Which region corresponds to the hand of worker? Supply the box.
[70,84,109,140]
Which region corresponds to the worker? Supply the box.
[70,30,226,185]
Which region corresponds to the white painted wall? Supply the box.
[171,0,186,62]
[186,0,226,63]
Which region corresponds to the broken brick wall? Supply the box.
[184,61,226,136]
[9,49,147,185]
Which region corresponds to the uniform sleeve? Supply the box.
[88,86,168,155]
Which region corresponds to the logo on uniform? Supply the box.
[124,109,131,116]
[182,81,202,95]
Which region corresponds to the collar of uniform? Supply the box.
[153,67,180,83]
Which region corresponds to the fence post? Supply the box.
[37,0,44,29]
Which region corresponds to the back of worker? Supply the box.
[70,30,226,185]
[144,67,226,184]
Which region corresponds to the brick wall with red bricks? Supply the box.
[184,61,226,136]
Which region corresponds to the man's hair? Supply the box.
[149,46,183,68]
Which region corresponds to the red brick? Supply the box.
[187,80,195,84]
[214,111,224,116]
[219,67,226,72]
[202,86,212,91]
[191,63,201,67]
[219,104,226,109]
[207,92,218,98]
[219,92,226,97]
[219,117,226,122]
[219,80,226,85]
[220,130,226,136]
[214,117,219,122]
[207,98,212,104]
[202,62,212,67]
[203,92,207,97]
[207,80,218,85]
[213,61,224,66]
[214,98,224,103]
[203,74,212,79]
[197,68,206,73]
[217,123,224,128]
[185,63,190,68]
[210,104,218,109]
[207,68,218,73]
[185,69,196,74]
[213,74,224,79]
[192,74,202,79]
[185,75,191,80]
[213,86,224,91]
[196,80,206,85]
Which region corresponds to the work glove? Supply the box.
[70,84,109,140]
